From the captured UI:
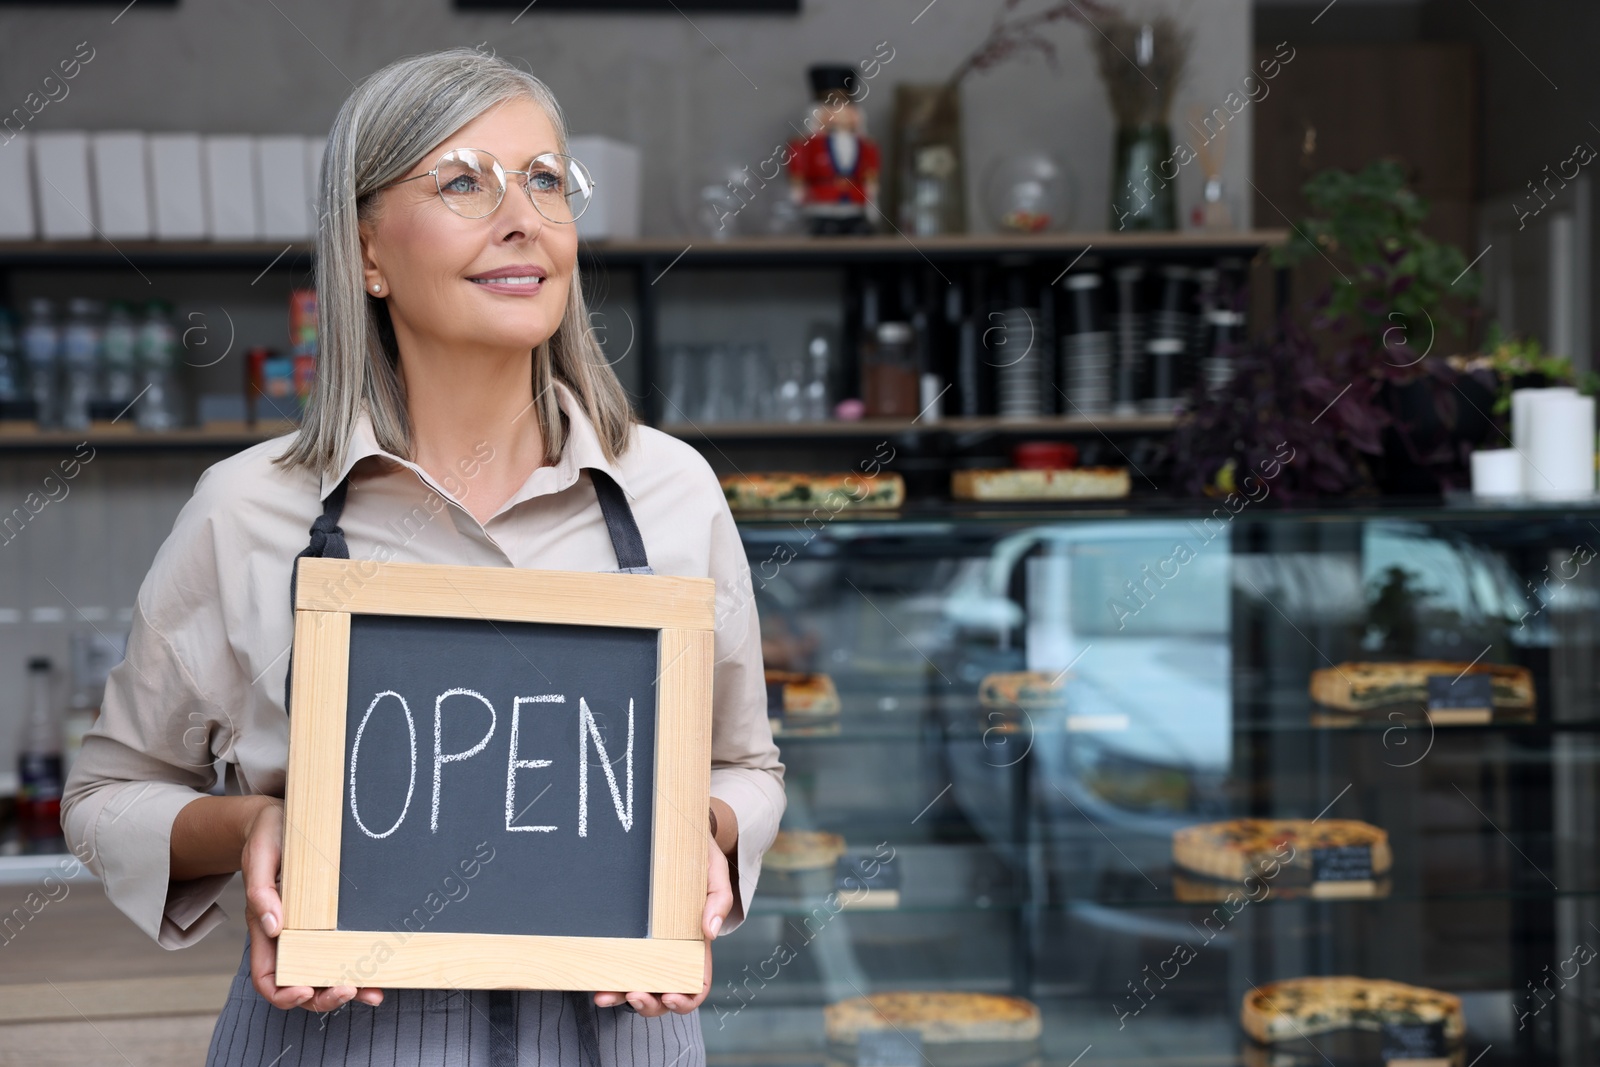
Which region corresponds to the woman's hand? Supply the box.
[593,825,733,1016]
[242,798,385,1012]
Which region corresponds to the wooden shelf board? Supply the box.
[0,414,1176,451]
[0,231,1287,269]
[662,414,1178,437]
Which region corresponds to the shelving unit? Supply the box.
[0,230,1286,452]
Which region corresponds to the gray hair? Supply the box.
[275,46,636,481]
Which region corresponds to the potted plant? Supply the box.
[1170,160,1490,497]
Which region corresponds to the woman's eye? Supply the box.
[442,174,480,194]
[529,170,564,193]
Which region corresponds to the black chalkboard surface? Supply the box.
[337,613,658,939]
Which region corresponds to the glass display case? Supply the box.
[704,501,1600,1067]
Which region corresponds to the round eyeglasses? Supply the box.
[386,149,596,224]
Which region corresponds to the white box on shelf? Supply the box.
[305,133,326,232]
[91,131,152,239]
[204,135,258,241]
[148,133,207,240]
[568,135,640,241]
[33,131,94,239]
[256,134,311,240]
[0,133,36,238]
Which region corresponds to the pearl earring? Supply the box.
[372,284,381,292]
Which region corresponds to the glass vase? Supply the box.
[890,83,967,237]
[1109,122,1176,231]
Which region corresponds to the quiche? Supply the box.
[1173,819,1391,883]
[765,830,847,872]
[825,992,1041,1044]
[765,670,841,717]
[1309,660,1533,712]
[951,467,1130,502]
[1241,977,1464,1047]
[721,472,904,512]
[979,671,1066,711]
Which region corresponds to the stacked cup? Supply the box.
[996,306,1042,419]
[1203,309,1244,396]
[1513,387,1597,499]
[1059,273,1112,415]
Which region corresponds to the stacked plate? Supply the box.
[996,307,1042,418]
[1060,330,1114,415]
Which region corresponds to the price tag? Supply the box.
[1067,713,1130,732]
[1311,844,1377,898]
[1381,1020,1450,1066]
[857,1029,922,1067]
[837,853,901,910]
[1426,673,1493,725]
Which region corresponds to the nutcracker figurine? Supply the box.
[787,64,881,236]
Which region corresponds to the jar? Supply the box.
[861,321,920,418]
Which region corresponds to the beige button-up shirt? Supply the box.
[62,381,785,950]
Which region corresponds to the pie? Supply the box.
[825,992,1041,1044]
[1309,661,1533,712]
[721,472,904,512]
[951,467,1130,501]
[766,670,841,717]
[1173,819,1392,883]
[765,830,847,872]
[979,671,1066,711]
[1241,977,1464,1047]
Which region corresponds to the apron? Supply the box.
[206,467,690,1067]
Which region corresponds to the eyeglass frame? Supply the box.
[382,148,596,223]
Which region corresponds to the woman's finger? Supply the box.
[663,939,715,1014]
[624,992,669,1018]
[241,804,313,1009]
[702,839,733,940]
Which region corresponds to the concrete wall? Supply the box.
[0,0,1252,235]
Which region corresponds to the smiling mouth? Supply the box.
[469,275,543,286]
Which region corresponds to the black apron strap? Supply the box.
[588,467,650,573]
[282,466,644,1064]
[281,477,353,717]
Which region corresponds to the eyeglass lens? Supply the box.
[435,150,594,223]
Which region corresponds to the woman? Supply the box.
[61,47,785,1066]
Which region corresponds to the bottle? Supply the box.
[802,324,833,422]
[22,298,59,429]
[136,299,179,430]
[862,322,919,418]
[60,298,102,431]
[101,301,139,407]
[17,657,63,831]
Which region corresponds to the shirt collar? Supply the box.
[318,380,635,506]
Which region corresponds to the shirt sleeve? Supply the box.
[61,468,250,950]
[703,488,786,934]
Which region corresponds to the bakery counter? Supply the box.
[736,502,1600,1066]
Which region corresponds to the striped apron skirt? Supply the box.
[204,933,706,1067]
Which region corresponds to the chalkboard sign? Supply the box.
[276,559,714,994]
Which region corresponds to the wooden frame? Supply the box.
[277,558,714,993]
